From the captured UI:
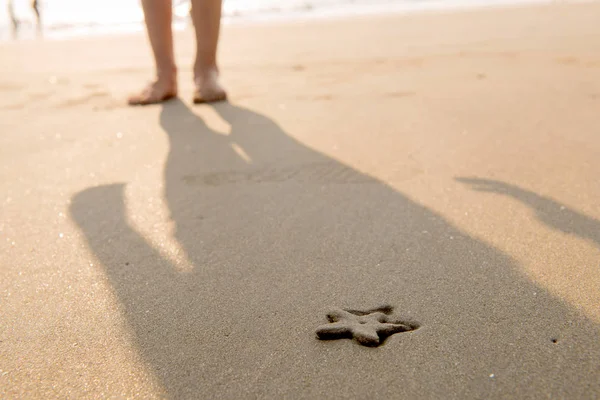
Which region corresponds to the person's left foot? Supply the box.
[193,67,227,104]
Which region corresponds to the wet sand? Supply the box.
[1,2,600,398]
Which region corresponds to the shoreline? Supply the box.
[1,0,593,43]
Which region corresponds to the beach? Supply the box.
[1,2,600,398]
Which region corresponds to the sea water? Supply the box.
[0,0,560,41]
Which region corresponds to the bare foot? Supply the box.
[128,79,177,106]
[193,68,227,104]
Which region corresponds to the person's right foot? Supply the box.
[128,79,178,106]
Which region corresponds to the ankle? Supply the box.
[156,65,178,85]
[193,62,219,81]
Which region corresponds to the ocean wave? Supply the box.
[0,0,558,41]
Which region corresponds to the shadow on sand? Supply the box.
[70,100,599,398]
[457,177,600,251]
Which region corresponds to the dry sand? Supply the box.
[1,2,600,398]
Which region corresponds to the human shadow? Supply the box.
[457,177,600,251]
[70,101,600,399]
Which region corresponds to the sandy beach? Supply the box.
[1,2,600,398]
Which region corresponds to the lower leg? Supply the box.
[129,0,178,105]
[31,0,42,35]
[8,0,19,37]
[190,0,226,103]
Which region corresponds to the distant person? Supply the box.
[7,0,41,38]
[31,0,40,27]
[128,0,227,106]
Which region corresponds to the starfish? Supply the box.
[315,306,419,347]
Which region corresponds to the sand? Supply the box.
[1,2,600,398]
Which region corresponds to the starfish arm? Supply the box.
[377,322,413,336]
[345,305,394,316]
[326,308,355,322]
[316,322,352,340]
[365,312,389,323]
[387,317,421,330]
[353,326,381,346]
